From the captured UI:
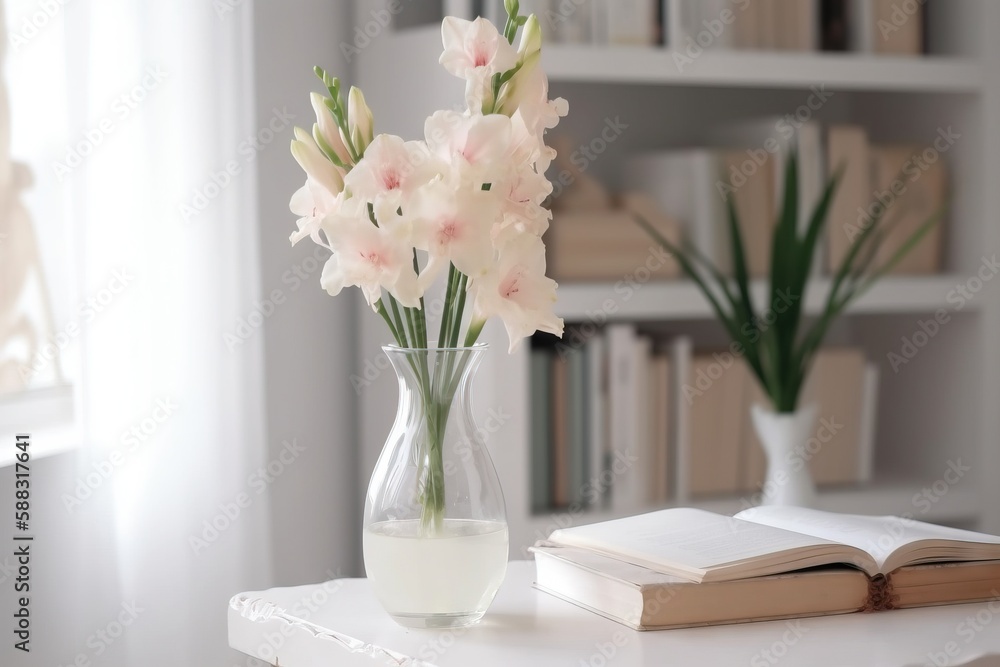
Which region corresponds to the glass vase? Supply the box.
[362,344,508,629]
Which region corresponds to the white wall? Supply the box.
[251,0,361,585]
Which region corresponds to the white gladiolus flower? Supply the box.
[320,196,421,310]
[410,177,502,290]
[344,134,438,206]
[289,177,341,247]
[469,233,563,353]
[439,16,518,111]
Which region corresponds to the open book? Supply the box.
[534,507,1000,630]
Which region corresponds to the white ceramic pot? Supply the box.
[750,404,819,507]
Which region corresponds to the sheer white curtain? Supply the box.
[7,0,271,664]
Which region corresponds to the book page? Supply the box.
[547,508,872,582]
[735,506,1000,573]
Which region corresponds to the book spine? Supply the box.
[607,324,639,512]
[568,348,588,506]
[858,362,880,483]
[587,334,608,508]
[530,347,553,512]
[670,336,693,502]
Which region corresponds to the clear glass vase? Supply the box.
[363,344,508,629]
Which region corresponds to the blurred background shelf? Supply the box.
[555,275,975,321]
[542,47,983,92]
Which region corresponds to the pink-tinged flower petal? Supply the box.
[469,233,562,352]
[345,134,440,204]
[289,178,341,247]
[411,179,501,281]
[439,16,518,83]
[424,111,512,181]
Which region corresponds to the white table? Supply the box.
[229,561,1000,667]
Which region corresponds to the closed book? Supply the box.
[713,117,826,271]
[623,150,729,273]
[786,0,818,51]
[530,347,553,512]
[669,336,693,501]
[556,0,592,44]
[599,0,657,45]
[872,0,922,55]
[546,209,679,282]
[798,348,866,486]
[870,144,946,274]
[551,354,570,506]
[632,335,654,506]
[650,354,672,504]
[719,150,774,277]
[686,353,744,496]
[607,324,641,512]
[586,334,608,508]
[826,125,871,273]
[568,349,588,506]
[849,0,875,52]
[669,0,737,51]
[756,0,777,49]
[733,0,761,49]
[737,361,769,493]
[820,0,850,51]
[857,362,879,483]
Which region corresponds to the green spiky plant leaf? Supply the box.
[634,152,944,413]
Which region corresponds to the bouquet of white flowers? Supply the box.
[289,3,566,353]
[288,1,567,531]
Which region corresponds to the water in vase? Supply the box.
[363,518,508,627]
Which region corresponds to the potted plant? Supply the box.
[637,156,941,506]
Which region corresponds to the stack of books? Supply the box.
[532,506,1000,630]
[529,325,879,514]
[622,121,947,279]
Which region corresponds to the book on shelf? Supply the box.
[530,347,552,513]
[586,334,609,510]
[851,0,925,55]
[827,131,946,275]
[551,352,571,506]
[712,116,826,275]
[622,149,730,274]
[546,196,681,282]
[591,0,658,46]
[533,506,1000,630]
[870,143,947,274]
[607,324,648,513]
[820,0,849,51]
[826,124,871,272]
[685,353,744,496]
[667,0,817,52]
[649,353,671,504]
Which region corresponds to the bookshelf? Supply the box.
[353,0,1000,557]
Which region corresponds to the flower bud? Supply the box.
[310,92,351,166]
[517,13,541,63]
[291,126,345,195]
[348,86,374,153]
